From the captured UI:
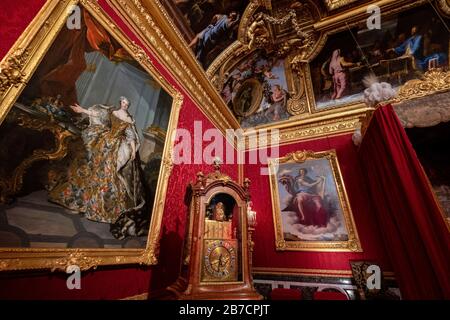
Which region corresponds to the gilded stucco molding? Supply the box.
[324,0,359,11]
[314,0,428,33]
[393,69,450,102]
[253,267,396,279]
[0,48,29,97]
[244,111,365,150]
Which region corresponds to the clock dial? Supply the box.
[209,246,231,273]
[202,240,237,281]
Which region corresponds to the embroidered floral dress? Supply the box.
[49,105,146,239]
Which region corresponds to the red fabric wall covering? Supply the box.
[0,0,239,299]
[359,105,450,299]
[0,267,152,300]
[245,134,392,272]
[0,0,46,58]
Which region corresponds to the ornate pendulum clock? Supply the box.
[167,162,261,300]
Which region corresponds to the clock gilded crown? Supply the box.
[191,159,251,200]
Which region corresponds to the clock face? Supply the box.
[203,240,237,281]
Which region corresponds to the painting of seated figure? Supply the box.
[269,150,361,252]
[0,6,175,251]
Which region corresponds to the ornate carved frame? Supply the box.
[0,0,183,271]
[323,0,360,11]
[268,150,362,252]
[199,0,450,148]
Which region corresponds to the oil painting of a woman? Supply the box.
[272,156,353,243]
[49,96,146,240]
[279,168,328,228]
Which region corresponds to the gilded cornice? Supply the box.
[244,108,369,150]
[314,0,428,33]
[324,0,359,11]
[106,0,240,135]
[253,267,396,279]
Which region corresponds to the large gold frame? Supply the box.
[268,150,362,252]
[0,0,183,271]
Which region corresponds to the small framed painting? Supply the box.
[269,150,362,252]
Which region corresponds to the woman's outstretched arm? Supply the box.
[70,104,99,117]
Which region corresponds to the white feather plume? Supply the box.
[363,74,396,108]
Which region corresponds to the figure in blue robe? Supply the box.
[189,12,240,66]
[392,26,447,71]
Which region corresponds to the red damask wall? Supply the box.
[245,134,392,273]
[0,0,239,299]
[0,0,46,58]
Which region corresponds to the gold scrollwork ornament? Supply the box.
[0,111,74,204]
[0,48,29,96]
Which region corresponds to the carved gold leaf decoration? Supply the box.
[0,110,74,203]
[51,250,101,272]
[324,0,359,11]
[276,239,286,250]
[0,48,29,96]
[287,96,307,115]
[394,69,450,102]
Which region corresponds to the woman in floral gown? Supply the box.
[49,96,146,240]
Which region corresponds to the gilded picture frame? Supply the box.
[232,78,263,118]
[269,150,362,252]
[0,0,183,271]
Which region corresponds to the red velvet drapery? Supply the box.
[359,104,450,300]
[246,134,392,272]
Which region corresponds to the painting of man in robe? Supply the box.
[173,0,247,68]
[221,51,290,128]
[0,8,172,249]
[269,151,360,250]
[310,4,449,110]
